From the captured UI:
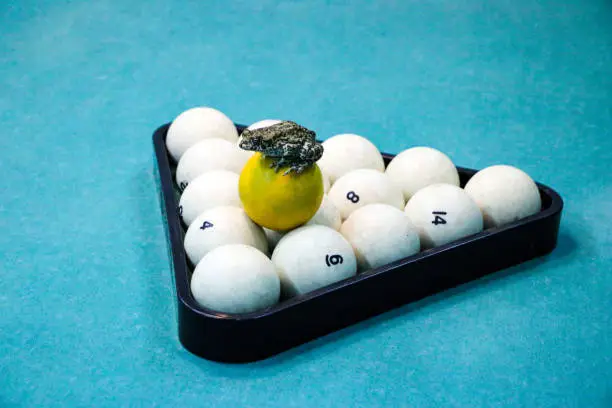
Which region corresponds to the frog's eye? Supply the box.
[238,134,251,148]
[238,134,261,150]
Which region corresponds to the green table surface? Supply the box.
[1,0,611,407]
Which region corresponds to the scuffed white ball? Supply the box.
[175,138,252,191]
[329,169,404,220]
[317,133,385,184]
[166,107,238,162]
[191,244,280,314]
[178,170,242,227]
[404,183,483,249]
[340,204,420,271]
[184,206,268,265]
[385,146,460,201]
[464,165,541,228]
[272,225,357,297]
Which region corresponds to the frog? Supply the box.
[238,120,324,175]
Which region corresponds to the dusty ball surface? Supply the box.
[176,138,252,191]
[178,170,242,227]
[385,146,460,201]
[184,206,268,265]
[272,225,357,297]
[341,204,420,272]
[404,183,483,249]
[191,244,280,314]
[317,133,385,184]
[166,107,238,162]
[464,165,542,228]
[305,195,342,231]
[328,169,404,220]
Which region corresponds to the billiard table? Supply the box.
[1,0,610,406]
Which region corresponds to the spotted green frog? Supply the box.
[238,121,323,175]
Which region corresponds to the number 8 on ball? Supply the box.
[346,191,360,203]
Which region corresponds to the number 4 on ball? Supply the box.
[200,221,214,230]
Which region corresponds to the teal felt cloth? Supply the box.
[1,0,610,406]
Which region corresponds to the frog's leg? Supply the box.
[285,164,305,175]
[263,142,298,174]
[260,146,285,169]
[265,153,285,171]
[273,158,286,172]
[282,143,310,175]
[283,160,314,175]
[282,162,301,176]
[272,156,294,173]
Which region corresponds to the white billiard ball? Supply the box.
[178,170,242,227]
[272,225,357,297]
[246,119,282,130]
[340,204,420,272]
[191,244,280,314]
[328,169,404,220]
[317,133,385,184]
[404,183,483,249]
[166,107,239,162]
[175,138,252,191]
[322,172,331,193]
[385,146,460,201]
[184,206,268,265]
[464,165,542,228]
[305,195,342,230]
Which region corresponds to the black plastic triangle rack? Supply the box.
[152,122,563,363]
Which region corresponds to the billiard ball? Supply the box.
[385,146,460,201]
[464,165,541,228]
[246,119,282,130]
[272,225,357,297]
[328,169,404,220]
[305,194,342,230]
[178,170,242,227]
[190,244,280,314]
[317,133,385,184]
[184,206,268,265]
[322,172,331,193]
[340,203,420,271]
[175,138,252,191]
[404,183,483,249]
[166,107,238,162]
